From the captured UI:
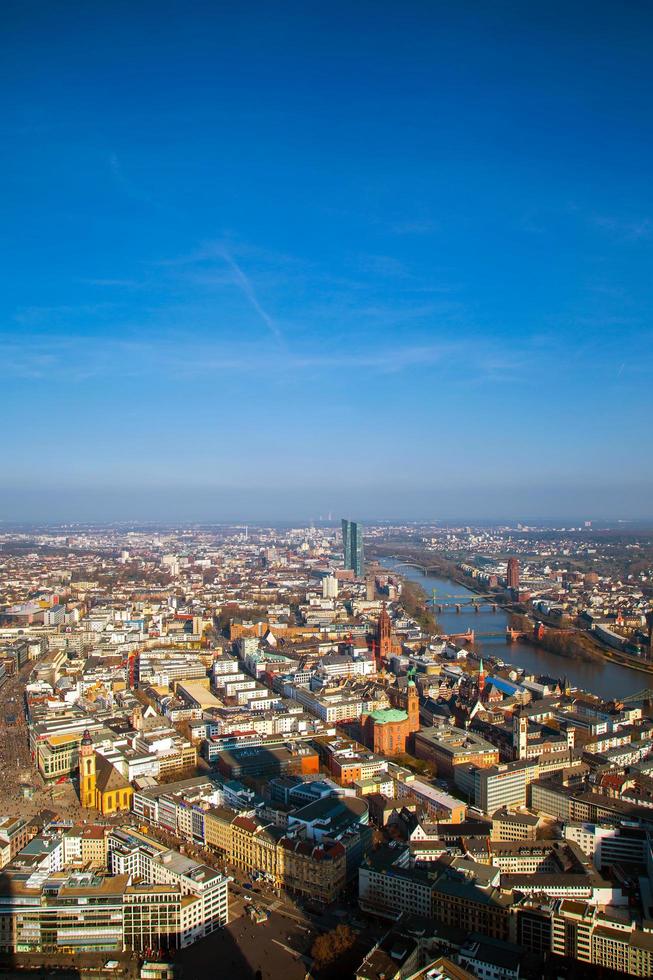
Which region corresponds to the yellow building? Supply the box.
[79,730,96,808]
[230,815,281,884]
[204,806,234,855]
[78,731,133,816]
[94,755,133,815]
[203,808,347,903]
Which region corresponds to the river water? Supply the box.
[382,559,647,701]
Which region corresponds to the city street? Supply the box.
[0,660,83,822]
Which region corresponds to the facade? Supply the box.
[359,847,512,940]
[231,815,281,884]
[564,822,648,870]
[430,857,512,941]
[107,828,228,948]
[531,777,653,827]
[342,519,365,578]
[474,761,535,815]
[551,900,653,977]
[279,838,346,904]
[396,778,466,823]
[359,847,434,920]
[62,826,108,868]
[0,870,196,955]
[215,744,319,780]
[204,805,235,854]
[319,737,389,785]
[491,810,539,841]
[202,808,348,903]
[0,818,33,869]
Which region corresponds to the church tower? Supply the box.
[512,712,528,761]
[407,679,420,733]
[79,729,96,808]
[477,657,486,698]
[377,602,392,665]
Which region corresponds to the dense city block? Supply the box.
[0,521,652,978]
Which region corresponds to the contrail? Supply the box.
[220,248,283,343]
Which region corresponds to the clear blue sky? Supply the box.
[2,1,653,521]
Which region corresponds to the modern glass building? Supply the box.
[341,519,364,577]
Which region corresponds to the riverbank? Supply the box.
[377,554,650,700]
[374,546,653,675]
[397,577,439,633]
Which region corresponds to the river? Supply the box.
[382,559,647,701]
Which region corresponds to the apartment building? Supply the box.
[564,822,649,870]
[61,825,108,868]
[396,778,467,823]
[359,847,513,940]
[430,856,513,941]
[30,715,108,780]
[491,809,539,841]
[204,806,348,903]
[133,728,197,777]
[359,846,434,920]
[315,736,389,785]
[291,685,365,723]
[215,743,319,780]
[279,837,347,905]
[532,777,653,827]
[551,900,653,977]
[231,815,281,883]
[0,818,34,869]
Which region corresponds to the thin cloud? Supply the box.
[0,332,527,385]
[591,213,651,241]
[218,247,283,343]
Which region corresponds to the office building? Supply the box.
[473,760,536,815]
[342,519,365,577]
[414,726,499,777]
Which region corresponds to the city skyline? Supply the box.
[3,5,653,974]
[3,2,653,520]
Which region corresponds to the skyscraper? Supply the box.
[506,557,520,590]
[341,519,364,577]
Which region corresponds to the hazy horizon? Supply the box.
[0,482,652,525]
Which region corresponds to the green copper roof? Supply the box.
[368,708,408,723]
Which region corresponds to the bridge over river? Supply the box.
[382,557,649,701]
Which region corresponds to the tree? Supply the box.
[311,924,356,967]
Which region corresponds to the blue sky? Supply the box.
[2,1,653,521]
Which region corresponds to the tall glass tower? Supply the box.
[341,519,364,577]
